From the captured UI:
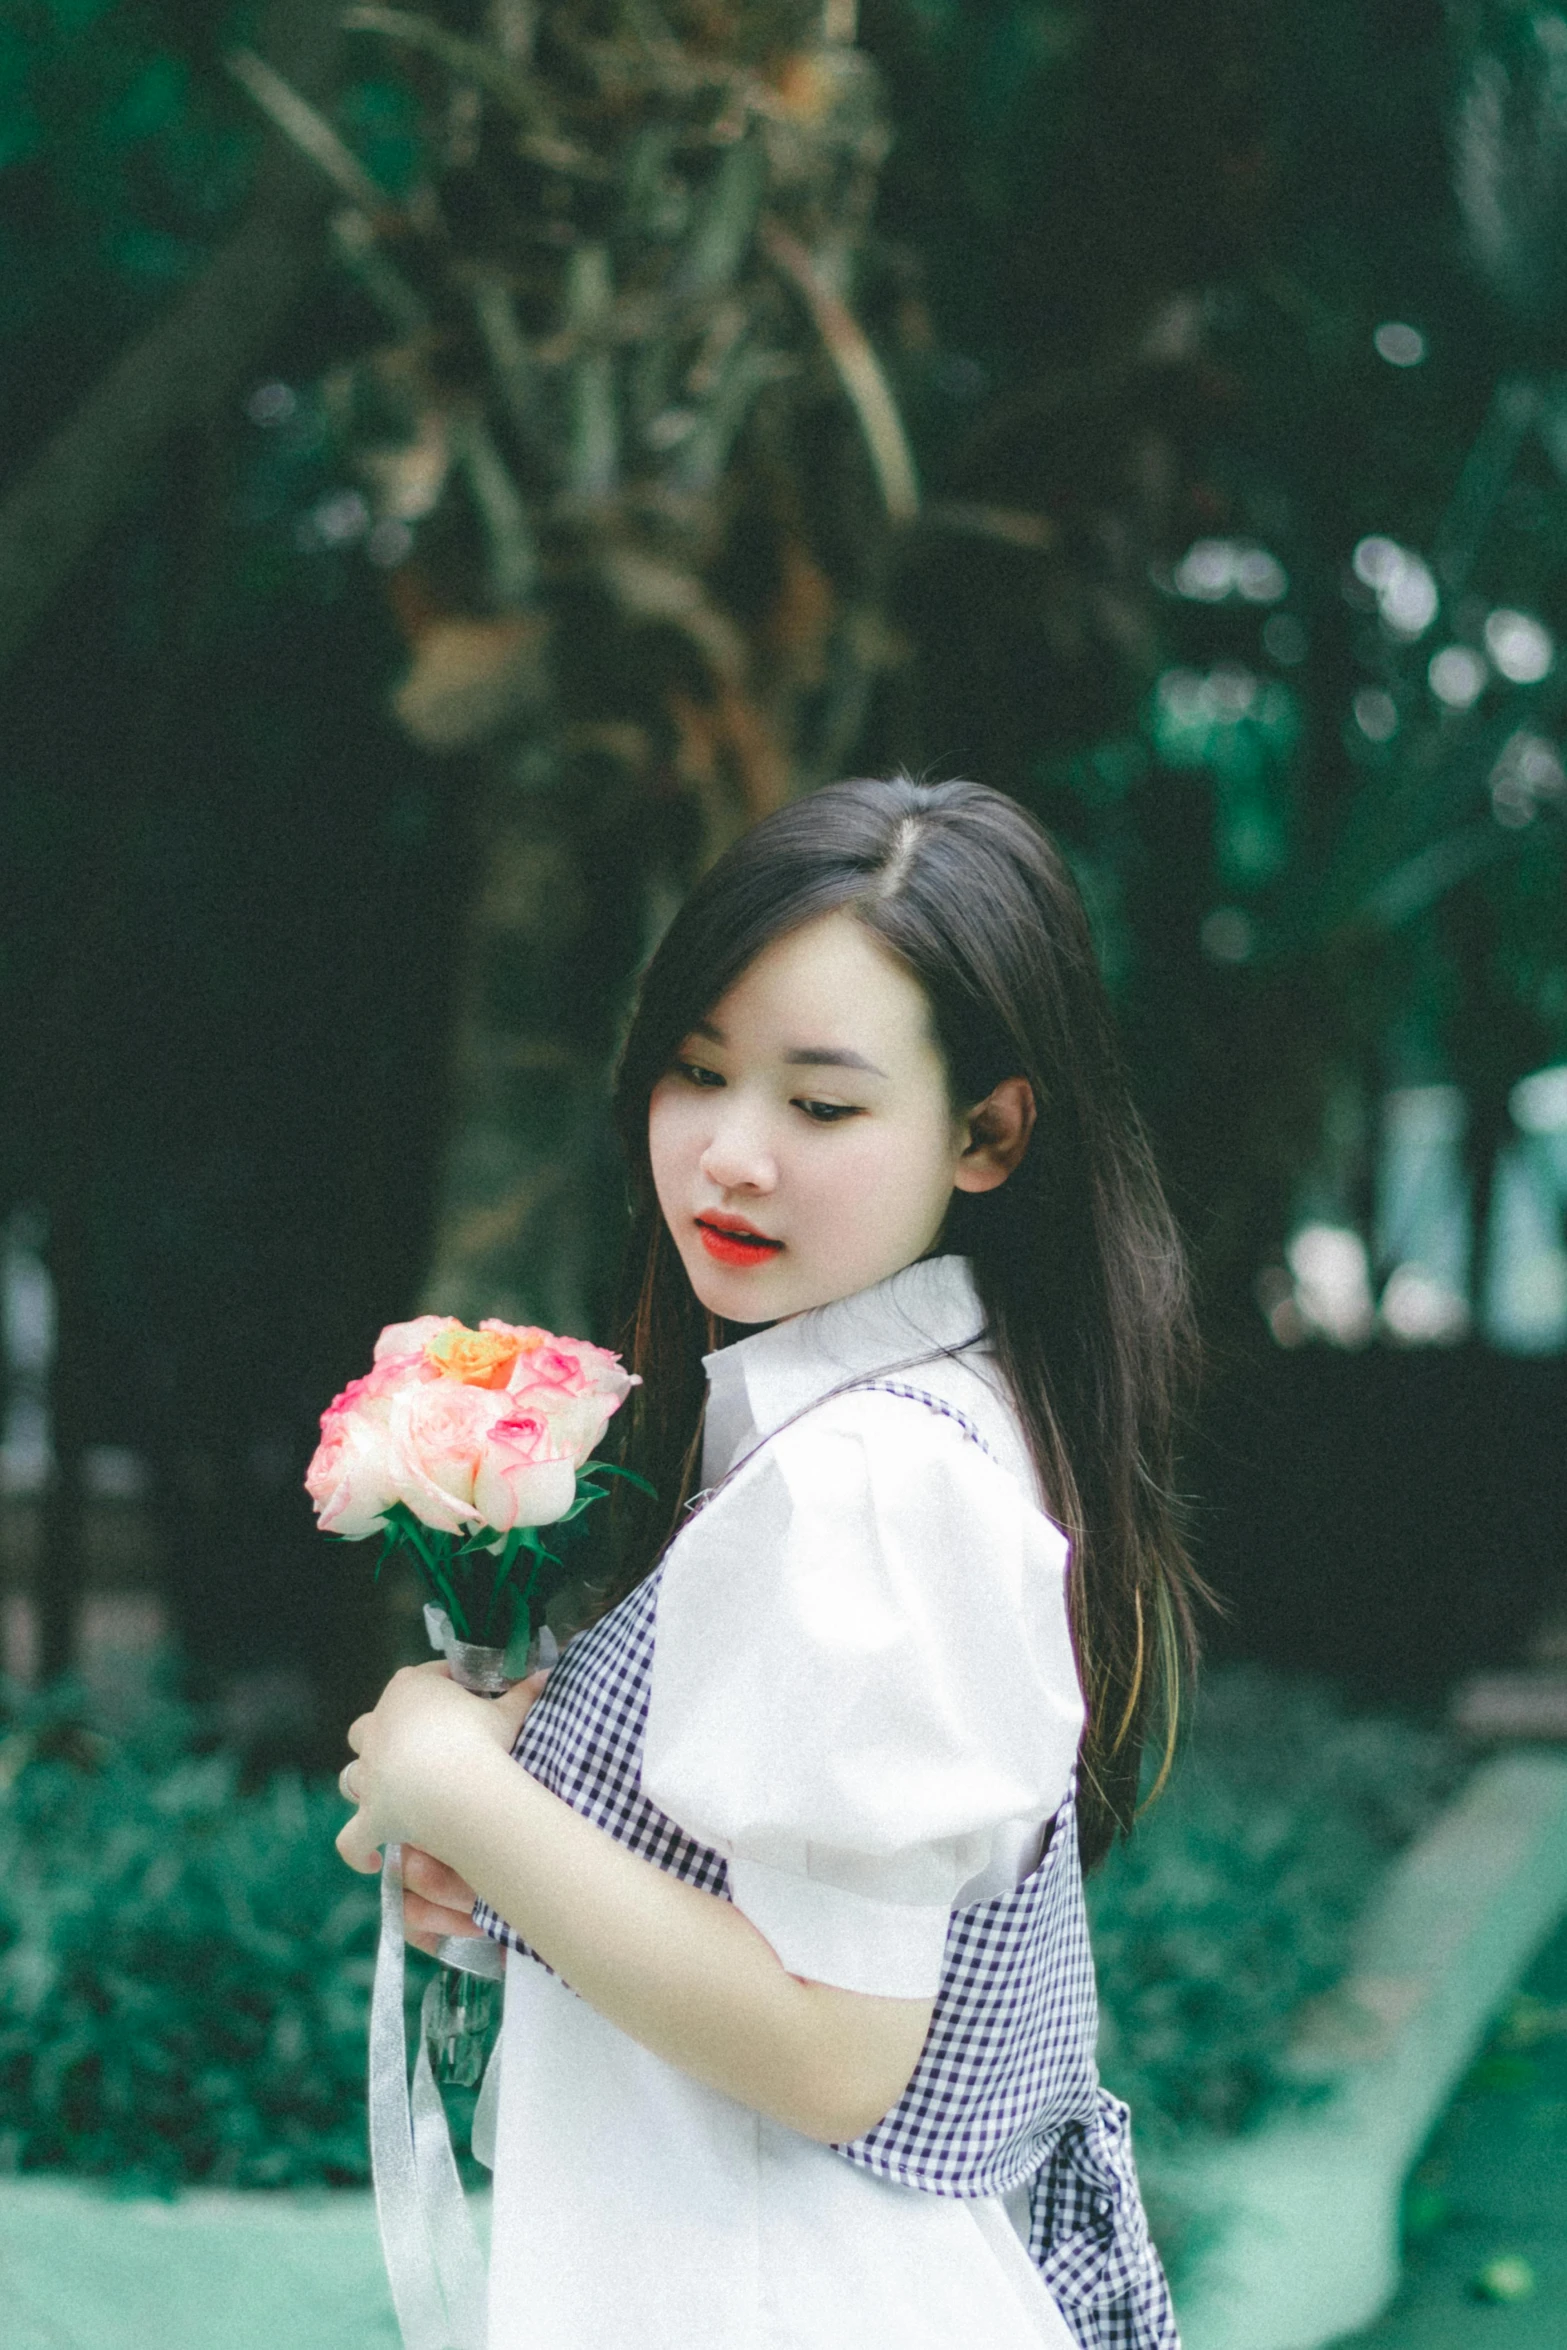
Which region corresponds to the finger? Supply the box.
[338,1763,361,1805]
[404,1888,476,1935]
[403,1846,477,1907]
[335,1814,384,1874]
[403,1846,478,1908]
[493,1669,549,1737]
[405,1887,481,1941]
[346,1715,371,1756]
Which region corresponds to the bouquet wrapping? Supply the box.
[307,1312,640,2350]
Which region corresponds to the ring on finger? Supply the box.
[339,1763,360,1804]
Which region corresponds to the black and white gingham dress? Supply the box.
[478,1374,1177,2350]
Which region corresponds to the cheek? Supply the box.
[646,1087,696,1207]
[810,1117,952,1224]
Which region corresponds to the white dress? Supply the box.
[486,1255,1086,2350]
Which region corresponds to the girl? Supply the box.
[336,777,1199,2350]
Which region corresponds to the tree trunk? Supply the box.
[0,0,343,670]
[316,4,913,1335]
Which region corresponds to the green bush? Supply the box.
[1091,1666,1464,2142]
[0,1666,1462,2190]
[0,1682,393,2191]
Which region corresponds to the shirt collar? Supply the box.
[700,1254,987,1477]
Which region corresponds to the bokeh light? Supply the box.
[1483,607,1554,684]
[1262,613,1307,664]
[1353,687,1398,742]
[1200,907,1256,963]
[1285,1224,1375,1346]
[1490,731,1565,826]
[1428,644,1488,708]
[1373,321,1427,367]
[246,380,297,427]
[1172,538,1288,604]
[1511,1064,1567,1134]
[1351,535,1438,638]
[1380,1263,1471,1344]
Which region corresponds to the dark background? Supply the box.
[2,0,1564,1747]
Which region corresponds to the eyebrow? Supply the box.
[692,1019,887,1079]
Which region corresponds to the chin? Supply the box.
[713,1268,851,1325]
[679,1252,784,1325]
[675,1236,910,1327]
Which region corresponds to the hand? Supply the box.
[334,1662,547,1876]
[401,1845,485,1955]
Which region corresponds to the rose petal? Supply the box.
[472,1448,578,1532]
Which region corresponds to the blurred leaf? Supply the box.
[0,1681,472,2191]
[1092,1666,1464,2141]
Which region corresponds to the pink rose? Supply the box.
[486,1322,633,1403]
[517,1341,598,1392]
[479,1317,549,1353]
[306,1316,638,1548]
[323,1373,379,1421]
[509,1381,622,1466]
[374,1314,459,1365]
[327,1355,416,1420]
[305,1405,401,1540]
[472,1407,579,1532]
[386,1378,509,1533]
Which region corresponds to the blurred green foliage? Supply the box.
[7,0,1567,1348]
[0,1668,1458,2188]
[867,0,1567,1319]
[1091,1666,1464,2141]
[0,3,250,373]
[0,1681,398,2190]
[0,2,419,445]
[4,4,1567,1715]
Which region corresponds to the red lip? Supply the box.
[696,1214,783,1268]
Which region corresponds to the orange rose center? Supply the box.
[426,1327,523,1389]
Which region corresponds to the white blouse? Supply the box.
[644,1253,1085,1996]
[486,1254,1086,2350]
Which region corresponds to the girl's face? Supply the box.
[648,910,994,1325]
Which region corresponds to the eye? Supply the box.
[794,1098,862,1125]
[673,1058,724,1089]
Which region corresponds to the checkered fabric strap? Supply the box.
[852,1378,997,1460]
[1028,2093,1178,2350]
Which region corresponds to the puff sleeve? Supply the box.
[640,1391,1084,1999]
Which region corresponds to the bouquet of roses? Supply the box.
[308,1314,643,2350]
[306,1311,640,1673]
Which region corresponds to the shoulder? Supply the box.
[769,1380,1000,1479]
[693,1380,1070,1585]
[646,1375,1087,1881]
[793,1378,1055,1513]
[791,1352,1048,1512]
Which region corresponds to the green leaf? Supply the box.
[429,1562,468,1639]
[554,1487,605,1524]
[581,1461,658,1499]
[453,1525,501,1557]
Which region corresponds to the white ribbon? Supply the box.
[368,1599,557,2343]
[371,1843,491,2350]
[471,2027,503,2171]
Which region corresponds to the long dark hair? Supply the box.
[606,777,1201,1869]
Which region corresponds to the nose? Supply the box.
[699,1097,778,1194]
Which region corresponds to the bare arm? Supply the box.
[338,1665,933,2144]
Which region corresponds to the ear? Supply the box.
[952,1077,1036,1194]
